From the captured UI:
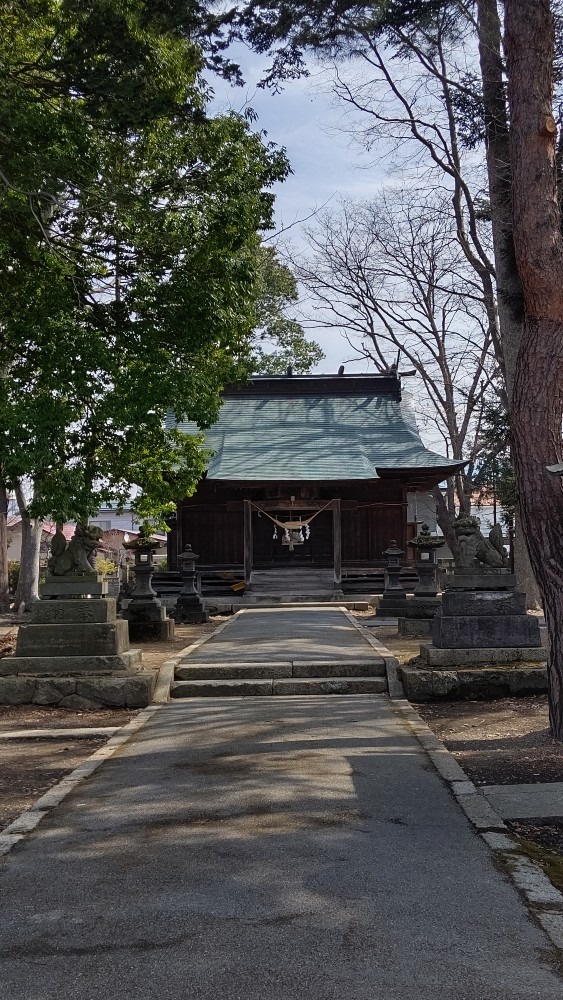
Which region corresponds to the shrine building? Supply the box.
[166,372,463,598]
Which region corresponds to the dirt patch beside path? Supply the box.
[418,696,563,862]
[417,696,563,786]
[0,737,109,829]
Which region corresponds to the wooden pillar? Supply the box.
[401,486,408,553]
[332,498,342,591]
[243,499,253,588]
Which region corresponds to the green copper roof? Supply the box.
[168,389,462,482]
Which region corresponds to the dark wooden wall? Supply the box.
[341,505,403,562]
[171,480,407,569]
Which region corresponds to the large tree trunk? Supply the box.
[505,0,563,738]
[513,506,542,610]
[13,483,42,612]
[0,485,9,612]
[477,0,524,394]
[476,0,541,607]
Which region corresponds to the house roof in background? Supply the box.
[7,519,75,541]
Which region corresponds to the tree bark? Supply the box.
[13,483,42,612]
[513,505,542,610]
[505,0,563,738]
[0,485,9,612]
[477,0,524,395]
[476,0,541,605]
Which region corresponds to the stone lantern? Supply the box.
[171,544,209,624]
[397,524,443,637]
[412,523,443,598]
[376,540,408,617]
[122,534,174,640]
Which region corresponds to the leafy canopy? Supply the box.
[251,246,324,373]
[0,1,288,527]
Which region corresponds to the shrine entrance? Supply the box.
[242,499,343,593]
[253,507,332,567]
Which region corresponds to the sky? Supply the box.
[211,48,387,374]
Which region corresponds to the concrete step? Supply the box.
[170,676,388,698]
[175,659,386,681]
[292,660,386,678]
[175,663,292,680]
[201,600,372,612]
[171,679,273,697]
[273,677,387,695]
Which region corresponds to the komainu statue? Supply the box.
[453,516,508,569]
[48,523,104,576]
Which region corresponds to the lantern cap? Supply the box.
[383,540,404,557]
[412,522,443,550]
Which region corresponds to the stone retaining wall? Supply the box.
[0,671,157,710]
[400,664,548,702]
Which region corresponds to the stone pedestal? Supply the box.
[377,592,408,618]
[0,579,156,709]
[398,524,443,636]
[429,572,541,658]
[125,605,175,642]
[431,589,540,649]
[415,568,545,675]
[398,597,441,638]
[172,544,209,624]
[121,537,175,641]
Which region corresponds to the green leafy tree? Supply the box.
[0,1,288,606]
[472,400,517,529]
[251,246,324,373]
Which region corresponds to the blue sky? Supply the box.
[211,49,387,372]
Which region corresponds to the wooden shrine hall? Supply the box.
[166,373,463,597]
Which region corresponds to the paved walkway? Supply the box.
[0,696,561,999]
[483,781,563,819]
[186,607,381,663]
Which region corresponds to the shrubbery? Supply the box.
[8,561,19,594]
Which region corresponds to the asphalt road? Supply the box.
[0,696,561,999]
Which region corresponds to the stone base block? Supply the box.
[405,598,441,619]
[401,664,548,702]
[376,597,408,618]
[15,619,130,658]
[128,618,175,642]
[0,649,143,676]
[443,569,515,590]
[124,600,166,621]
[432,614,541,648]
[441,590,526,617]
[398,618,433,638]
[0,670,156,709]
[419,644,546,668]
[41,579,108,598]
[173,610,209,624]
[31,598,117,624]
